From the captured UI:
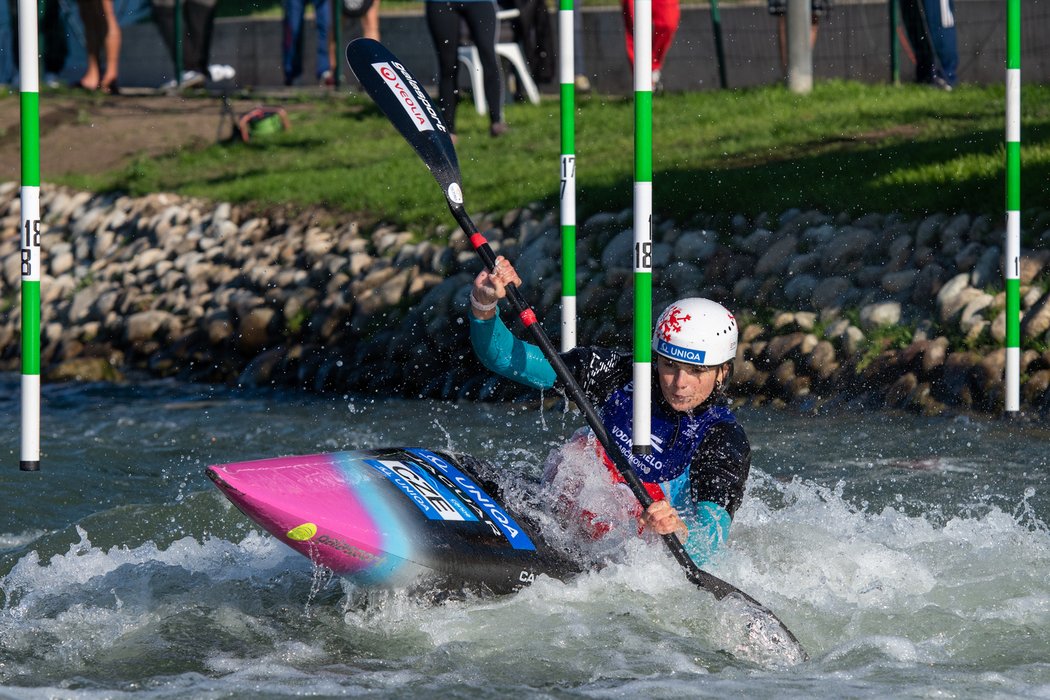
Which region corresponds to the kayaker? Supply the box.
[468,256,751,565]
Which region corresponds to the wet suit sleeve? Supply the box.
[681,420,752,565]
[470,314,556,389]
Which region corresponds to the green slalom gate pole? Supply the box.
[633,0,653,455]
[559,0,577,351]
[1005,0,1020,413]
[18,0,41,471]
[708,0,727,89]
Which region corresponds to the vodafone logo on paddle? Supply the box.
[372,61,447,134]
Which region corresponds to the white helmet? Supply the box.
[653,298,738,366]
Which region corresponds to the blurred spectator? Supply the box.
[76,0,121,93]
[324,0,379,87]
[425,0,508,139]
[283,0,331,86]
[152,0,220,88]
[574,0,589,91]
[1,0,16,88]
[899,0,956,89]
[924,0,957,87]
[361,0,380,40]
[767,0,831,76]
[621,0,679,91]
[2,0,71,89]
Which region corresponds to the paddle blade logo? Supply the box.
[286,522,318,541]
[373,61,437,133]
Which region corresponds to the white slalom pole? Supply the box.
[632,0,653,455]
[18,0,42,471]
[559,0,577,351]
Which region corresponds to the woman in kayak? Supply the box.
[468,256,751,565]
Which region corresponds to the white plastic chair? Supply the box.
[456,8,541,115]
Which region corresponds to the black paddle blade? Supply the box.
[345,38,464,209]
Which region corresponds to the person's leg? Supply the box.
[313,0,330,79]
[898,0,935,84]
[76,0,106,88]
[0,0,16,84]
[620,0,634,69]
[361,0,380,40]
[425,1,461,133]
[650,0,679,72]
[100,0,120,90]
[42,0,69,78]
[462,0,502,128]
[184,0,217,73]
[922,0,957,85]
[282,0,306,84]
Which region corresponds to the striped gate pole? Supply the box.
[633,0,653,455]
[559,0,577,351]
[18,0,41,471]
[1004,0,1021,413]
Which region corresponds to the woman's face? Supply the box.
[655,355,725,413]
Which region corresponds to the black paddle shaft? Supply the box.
[345,37,806,656]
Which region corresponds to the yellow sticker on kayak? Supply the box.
[286,523,318,541]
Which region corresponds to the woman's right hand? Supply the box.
[470,256,521,319]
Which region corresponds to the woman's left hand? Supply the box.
[639,499,688,543]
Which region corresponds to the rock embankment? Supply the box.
[2,182,1050,417]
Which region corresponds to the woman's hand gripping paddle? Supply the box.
[345,38,807,663]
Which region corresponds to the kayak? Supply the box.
[206,447,579,593]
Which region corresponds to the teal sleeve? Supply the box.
[470,314,557,390]
[682,500,732,567]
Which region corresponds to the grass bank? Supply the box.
[66,80,1050,233]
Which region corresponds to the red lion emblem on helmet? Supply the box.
[658,306,691,341]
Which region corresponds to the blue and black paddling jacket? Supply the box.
[471,313,751,565]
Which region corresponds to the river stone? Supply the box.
[126,310,177,344]
[859,302,901,330]
[674,230,718,262]
[915,213,946,247]
[754,234,797,276]
[1021,291,1050,340]
[238,306,276,352]
[885,372,919,407]
[737,228,773,255]
[47,356,125,382]
[787,252,820,276]
[663,262,704,297]
[821,226,873,274]
[805,339,838,381]
[50,244,75,277]
[801,223,835,249]
[810,277,850,309]
[880,269,916,294]
[970,246,1001,289]
[958,293,995,334]
[783,274,818,305]
[937,273,985,323]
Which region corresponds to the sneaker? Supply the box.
[489,122,509,137]
[574,74,591,93]
[160,70,205,90]
[930,75,953,92]
[319,70,335,88]
[652,69,664,94]
[207,64,236,82]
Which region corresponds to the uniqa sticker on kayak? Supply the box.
[286,522,318,541]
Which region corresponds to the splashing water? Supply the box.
[1,377,1049,696]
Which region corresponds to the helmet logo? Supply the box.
[658,306,692,341]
